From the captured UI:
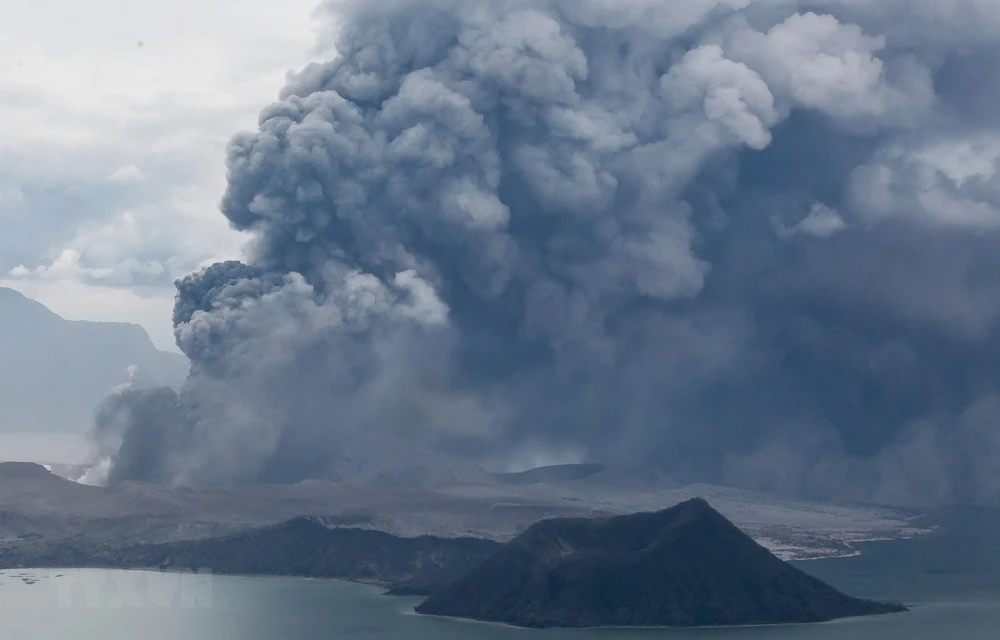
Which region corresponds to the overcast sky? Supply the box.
[0,0,326,351]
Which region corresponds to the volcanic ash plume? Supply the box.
[95,0,1000,505]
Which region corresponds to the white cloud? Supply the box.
[107,165,146,183]
[911,137,1000,186]
[848,135,1000,229]
[0,185,26,223]
[0,185,25,205]
[661,44,778,150]
[0,0,324,348]
[776,202,848,239]
[725,12,934,124]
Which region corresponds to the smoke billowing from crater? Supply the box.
[95,0,1000,505]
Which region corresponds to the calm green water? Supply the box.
[2,508,998,639]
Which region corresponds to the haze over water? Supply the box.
[3,509,997,639]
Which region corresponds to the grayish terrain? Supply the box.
[0,287,187,435]
[0,462,926,566]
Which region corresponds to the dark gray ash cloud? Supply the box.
[95,0,1000,505]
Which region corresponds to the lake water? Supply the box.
[3,508,998,639]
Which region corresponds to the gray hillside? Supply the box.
[0,287,188,433]
[417,498,907,628]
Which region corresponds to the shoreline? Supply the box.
[5,565,911,630]
[0,566,393,592]
[413,607,912,631]
[0,534,902,593]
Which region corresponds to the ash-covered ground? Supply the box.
[0,461,927,562]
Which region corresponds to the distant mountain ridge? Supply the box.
[417,498,906,628]
[0,287,188,434]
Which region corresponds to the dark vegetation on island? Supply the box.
[0,517,500,596]
[416,498,907,628]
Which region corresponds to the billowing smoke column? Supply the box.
[96,0,1000,505]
